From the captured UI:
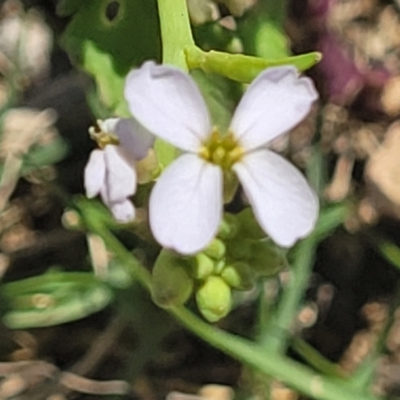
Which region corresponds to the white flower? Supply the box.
[84,118,154,223]
[124,62,319,254]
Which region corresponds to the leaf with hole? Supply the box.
[59,0,161,115]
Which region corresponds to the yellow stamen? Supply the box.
[199,128,244,170]
[212,146,226,164]
[229,147,244,163]
[198,146,210,160]
[88,122,120,149]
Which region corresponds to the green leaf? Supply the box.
[60,0,161,114]
[187,0,319,83]
[187,46,322,84]
[1,270,113,328]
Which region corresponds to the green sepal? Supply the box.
[226,237,286,277]
[223,209,286,276]
[218,214,238,240]
[246,239,287,276]
[151,250,194,308]
[234,208,265,240]
[196,276,231,322]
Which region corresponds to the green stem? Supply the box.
[259,236,316,354]
[169,305,378,400]
[156,0,194,69]
[79,204,379,400]
[79,202,152,291]
[290,336,345,378]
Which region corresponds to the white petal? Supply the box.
[150,153,223,255]
[115,117,155,161]
[98,118,120,133]
[84,149,105,198]
[109,200,136,223]
[230,66,318,151]
[233,150,319,247]
[124,61,212,152]
[102,145,137,203]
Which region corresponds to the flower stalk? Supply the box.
[79,199,379,400]
[156,0,194,70]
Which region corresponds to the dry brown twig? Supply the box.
[0,316,130,399]
[0,360,130,399]
[0,108,57,212]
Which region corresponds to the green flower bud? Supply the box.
[196,276,231,322]
[221,262,254,290]
[203,238,226,260]
[151,250,193,308]
[192,254,214,280]
[213,259,226,275]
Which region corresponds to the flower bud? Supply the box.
[192,253,214,280]
[203,238,226,260]
[151,250,193,308]
[196,276,231,322]
[213,259,226,275]
[221,262,254,290]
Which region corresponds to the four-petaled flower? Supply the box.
[84,118,154,222]
[124,62,319,254]
[124,62,320,254]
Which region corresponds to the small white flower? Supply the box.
[84,118,154,223]
[125,62,319,254]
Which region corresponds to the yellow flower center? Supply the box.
[198,128,244,170]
